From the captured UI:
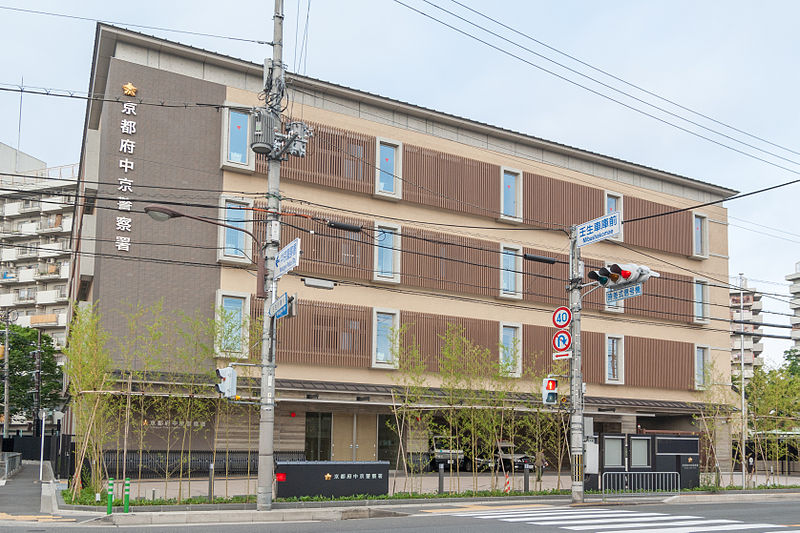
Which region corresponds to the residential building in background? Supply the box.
[787,263,800,350]
[72,25,738,470]
[0,143,76,351]
[729,280,764,386]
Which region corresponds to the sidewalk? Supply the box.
[0,461,49,515]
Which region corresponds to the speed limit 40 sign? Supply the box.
[552,306,572,328]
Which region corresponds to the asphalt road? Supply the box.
[1,499,800,532]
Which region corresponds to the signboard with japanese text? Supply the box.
[275,238,301,279]
[605,283,643,304]
[576,212,621,247]
[275,461,389,498]
[269,292,289,319]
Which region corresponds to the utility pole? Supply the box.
[33,329,41,438]
[2,312,9,438]
[568,226,584,504]
[256,0,284,512]
[254,0,311,511]
[739,273,746,489]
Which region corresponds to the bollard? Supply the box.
[208,462,215,503]
[124,478,130,513]
[151,488,156,501]
[107,478,114,515]
[438,463,445,494]
[524,463,530,492]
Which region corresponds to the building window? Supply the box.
[500,323,522,377]
[216,290,250,356]
[605,192,623,240]
[694,280,709,322]
[305,412,332,461]
[217,197,253,265]
[603,436,624,467]
[606,335,624,384]
[221,106,255,172]
[630,437,651,467]
[224,201,246,258]
[693,214,708,257]
[501,168,522,220]
[695,345,708,389]
[227,110,250,165]
[500,245,522,299]
[374,223,401,283]
[375,139,402,198]
[373,309,398,368]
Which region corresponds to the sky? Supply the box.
[0,0,797,367]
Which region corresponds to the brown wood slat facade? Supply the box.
[400,311,499,373]
[624,197,693,256]
[272,299,373,368]
[264,119,703,259]
[522,248,569,306]
[624,336,694,390]
[270,206,374,282]
[402,227,495,297]
[258,299,693,390]
[403,144,500,217]
[523,172,604,228]
[270,119,376,195]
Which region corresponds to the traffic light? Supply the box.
[542,378,558,405]
[215,366,238,399]
[587,263,660,288]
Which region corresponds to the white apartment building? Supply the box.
[787,263,800,350]
[0,147,76,349]
[729,279,764,385]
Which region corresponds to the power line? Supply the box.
[0,5,273,45]
[393,0,800,192]
[442,0,800,161]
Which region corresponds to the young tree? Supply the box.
[63,304,113,496]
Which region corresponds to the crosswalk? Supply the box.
[442,505,799,532]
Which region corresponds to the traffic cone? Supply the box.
[504,473,511,493]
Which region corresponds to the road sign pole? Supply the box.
[568,225,584,504]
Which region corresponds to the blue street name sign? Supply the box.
[605,283,643,304]
[269,292,289,319]
[576,212,621,247]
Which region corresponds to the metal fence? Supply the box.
[101,450,306,479]
[0,452,22,479]
[602,471,680,501]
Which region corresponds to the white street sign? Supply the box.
[268,292,288,318]
[552,306,572,328]
[275,237,301,279]
[553,351,572,361]
[576,212,621,247]
[605,283,643,304]
[552,330,572,352]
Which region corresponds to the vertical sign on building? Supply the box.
[116,82,139,253]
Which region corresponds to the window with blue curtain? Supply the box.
[228,110,249,164]
[225,201,246,257]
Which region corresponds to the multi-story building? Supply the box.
[729,280,764,386]
[0,144,75,350]
[787,263,800,350]
[73,25,737,469]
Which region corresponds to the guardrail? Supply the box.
[0,452,22,479]
[602,471,680,501]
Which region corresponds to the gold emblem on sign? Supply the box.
[122,82,138,97]
[324,473,332,481]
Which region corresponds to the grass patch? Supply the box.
[62,487,569,506]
